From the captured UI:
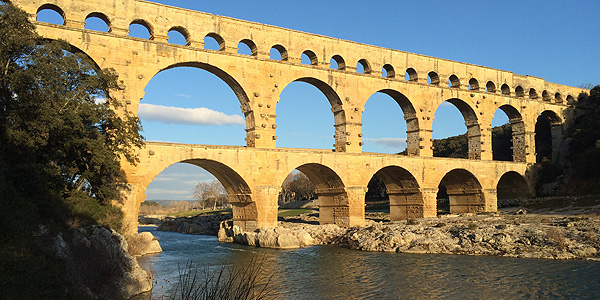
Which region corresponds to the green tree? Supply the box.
[0,3,144,298]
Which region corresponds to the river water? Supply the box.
[137,226,600,299]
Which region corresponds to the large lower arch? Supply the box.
[535,110,563,163]
[373,166,423,220]
[277,77,348,152]
[148,62,256,146]
[145,159,255,231]
[439,169,485,213]
[496,171,532,203]
[293,163,350,226]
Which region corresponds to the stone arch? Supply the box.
[542,90,550,101]
[529,88,538,99]
[496,171,532,204]
[292,163,349,226]
[495,105,526,162]
[448,74,460,88]
[555,92,563,103]
[238,39,258,56]
[168,26,190,46]
[278,77,347,151]
[469,78,480,90]
[439,169,485,214]
[330,55,345,70]
[270,44,288,61]
[204,32,225,51]
[36,3,65,25]
[373,166,423,220]
[436,98,482,159]
[486,81,496,93]
[85,12,111,32]
[405,68,418,82]
[367,89,420,155]
[427,71,440,85]
[153,62,254,145]
[302,50,318,65]
[357,58,371,74]
[145,159,255,231]
[129,19,154,39]
[535,110,562,163]
[382,64,395,78]
[501,83,510,95]
[515,86,525,97]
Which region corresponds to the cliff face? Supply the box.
[50,226,152,299]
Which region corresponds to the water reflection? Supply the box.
[138,227,600,299]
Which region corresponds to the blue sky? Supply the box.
[37,0,600,200]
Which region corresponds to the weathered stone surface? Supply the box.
[126,231,162,257]
[51,226,152,299]
[219,220,314,249]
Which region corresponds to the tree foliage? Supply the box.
[193,180,227,209]
[279,172,315,203]
[0,4,144,298]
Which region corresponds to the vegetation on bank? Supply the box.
[0,3,143,299]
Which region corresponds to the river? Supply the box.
[137,226,600,299]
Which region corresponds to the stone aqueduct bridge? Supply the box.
[12,0,586,233]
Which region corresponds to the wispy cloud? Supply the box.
[363,137,407,149]
[177,94,193,98]
[144,188,189,195]
[138,103,245,126]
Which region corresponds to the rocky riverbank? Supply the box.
[156,214,232,236]
[219,209,600,260]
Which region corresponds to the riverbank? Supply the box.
[218,206,600,260]
[146,202,600,260]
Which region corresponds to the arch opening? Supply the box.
[492,105,526,162]
[542,90,550,102]
[144,161,254,230]
[427,71,440,85]
[486,81,496,93]
[362,89,417,155]
[535,110,562,163]
[301,50,318,65]
[497,171,532,207]
[382,64,395,78]
[270,45,288,61]
[555,92,563,103]
[438,169,485,214]
[204,33,224,51]
[276,78,346,151]
[501,84,510,95]
[432,99,481,159]
[405,68,418,82]
[365,166,423,221]
[167,27,189,46]
[529,88,538,99]
[448,75,460,88]
[468,78,479,91]
[129,20,152,39]
[515,86,525,97]
[84,12,110,32]
[36,4,65,25]
[330,55,345,70]
[238,39,257,56]
[357,59,371,74]
[137,64,250,146]
[283,164,349,226]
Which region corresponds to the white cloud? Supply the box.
[138,103,245,126]
[363,137,407,149]
[176,94,193,98]
[144,188,189,195]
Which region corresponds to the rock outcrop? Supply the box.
[219,212,600,259]
[51,225,152,299]
[126,231,162,257]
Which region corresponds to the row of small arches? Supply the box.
[35,4,574,104]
